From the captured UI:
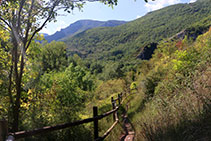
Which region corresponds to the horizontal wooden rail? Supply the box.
[6,92,127,140]
[10,107,119,139]
[97,107,119,120]
[10,117,94,139]
[95,120,119,141]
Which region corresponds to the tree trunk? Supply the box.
[12,106,19,132]
[11,38,25,132]
[12,56,24,132]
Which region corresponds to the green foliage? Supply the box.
[40,41,68,72]
[0,28,10,119]
[95,79,126,100]
[0,0,211,139]
[0,0,125,132]
[63,0,211,75]
[90,62,104,74]
[144,70,164,97]
[19,62,95,140]
[40,64,92,108]
[101,62,124,80]
[131,28,211,140]
[0,32,95,139]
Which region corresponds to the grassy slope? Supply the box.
[64,0,211,65]
[127,27,211,140]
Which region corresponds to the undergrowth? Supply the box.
[127,28,211,141]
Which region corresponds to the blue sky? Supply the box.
[41,0,196,35]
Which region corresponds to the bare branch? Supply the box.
[24,0,35,45]
[25,0,60,50]
[17,0,26,31]
[0,23,10,31]
[0,16,12,30]
[11,25,26,58]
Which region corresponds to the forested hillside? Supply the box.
[64,0,211,68]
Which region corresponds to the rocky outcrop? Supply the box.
[137,43,157,60]
[169,25,210,41]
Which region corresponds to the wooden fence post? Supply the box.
[0,120,8,141]
[93,106,98,140]
[111,97,116,121]
[115,102,118,121]
[118,94,121,105]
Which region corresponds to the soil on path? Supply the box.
[120,104,135,141]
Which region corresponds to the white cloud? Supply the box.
[189,0,197,3]
[40,20,69,35]
[145,0,181,12]
[40,27,51,35]
[55,20,68,32]
[136,15,141,19]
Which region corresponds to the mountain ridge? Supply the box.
[64,0,211,67]
[45,19,127,42]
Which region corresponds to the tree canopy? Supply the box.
[0,0,130,132]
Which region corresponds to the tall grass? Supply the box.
[127,28,211,141]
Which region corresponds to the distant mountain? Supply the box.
[45,20,127,42]
[42,33,49,36]
[64,0,211,65]
[41,33,49,37]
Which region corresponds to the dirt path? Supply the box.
[120,104,135,141]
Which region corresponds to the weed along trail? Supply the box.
[120,100,135,141]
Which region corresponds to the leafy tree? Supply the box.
[102,62,124,80]
[40,41,68,72]
[0,0,130,132]
[0,27,10,119]
[90,63,104,74]
[19,63,94,140]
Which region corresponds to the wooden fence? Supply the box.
[0,93,126,141]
